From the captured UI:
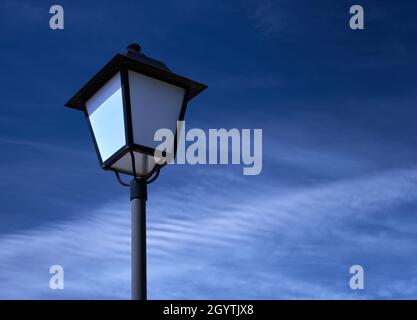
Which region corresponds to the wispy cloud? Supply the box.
[1,0,44,22]
[0,137,91,157]
[1,161,417,299]
[249,0,286,35]
[211,74,281,89]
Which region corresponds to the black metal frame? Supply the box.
[65,53,206,110]
[65,47,207,179]
[115,159,162,187]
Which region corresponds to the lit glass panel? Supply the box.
[111,152,156,176]
[128,70,185,154]
[86,73,125,162]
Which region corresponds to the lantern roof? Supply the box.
[65,43,207,111]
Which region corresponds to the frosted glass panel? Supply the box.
[86,73,125,162]
[111,152,156,176]
[128,70,185,152]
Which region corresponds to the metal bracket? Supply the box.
[114,151,163,187]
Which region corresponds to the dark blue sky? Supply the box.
[1,0,417,299]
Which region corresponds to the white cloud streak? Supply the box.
[1,164,417,299]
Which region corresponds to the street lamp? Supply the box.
[65,43,207,300]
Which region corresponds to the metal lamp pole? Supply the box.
[130,178,147,300]
[116,162,160,300]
